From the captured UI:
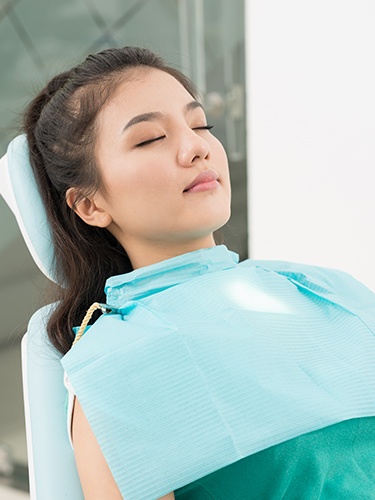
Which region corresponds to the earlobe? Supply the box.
[65,188,112,228]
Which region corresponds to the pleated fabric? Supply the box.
[61,245,375,500]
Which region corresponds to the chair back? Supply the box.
[0,136,83,499]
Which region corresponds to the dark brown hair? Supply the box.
[23,46,197,354]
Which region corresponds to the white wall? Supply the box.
[245,0,375,291]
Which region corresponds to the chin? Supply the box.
[188,211,231,239]
[211,207,231,230]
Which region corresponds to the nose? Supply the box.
[177,128,210,167]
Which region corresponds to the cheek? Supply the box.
[106,162,178,208]
[211,138,228,167]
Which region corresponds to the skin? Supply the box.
[68,67,231,268]
[67,67,231,498]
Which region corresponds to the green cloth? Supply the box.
[175,417,375,499]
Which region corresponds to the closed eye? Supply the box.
[193,124,214,132]
[135,125,213,148]
[135,135,166,148]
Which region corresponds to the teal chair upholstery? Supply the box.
[0,136,83,499]
[22,305,84,499]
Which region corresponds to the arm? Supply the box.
[72,398,175,500]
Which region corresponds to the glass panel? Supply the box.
[0,0,245,492]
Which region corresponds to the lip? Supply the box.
[183,169,219,193]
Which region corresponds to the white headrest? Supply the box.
[0,135,57,283]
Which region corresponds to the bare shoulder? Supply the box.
[72,398,175,500]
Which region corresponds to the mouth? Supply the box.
[183,169,220,193]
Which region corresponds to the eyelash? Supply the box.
[135,124,214,148]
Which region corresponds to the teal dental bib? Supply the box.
[61,245,375,500]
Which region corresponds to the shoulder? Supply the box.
[240,258,375,309]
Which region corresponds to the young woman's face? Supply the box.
[92,68,231,266]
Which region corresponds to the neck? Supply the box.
[122,235,217,270]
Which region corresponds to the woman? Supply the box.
[23,46,375,499]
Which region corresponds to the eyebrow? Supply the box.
[122,100,204,133]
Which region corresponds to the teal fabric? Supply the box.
[175,417,375,499]
[61,245,375,500]
[5,134,57,282]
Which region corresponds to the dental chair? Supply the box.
[0,135,84,499]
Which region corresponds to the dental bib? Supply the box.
[61,245,375,500]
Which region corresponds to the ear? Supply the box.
[66,188,112,228]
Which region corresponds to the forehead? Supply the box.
[102,68,195,119]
